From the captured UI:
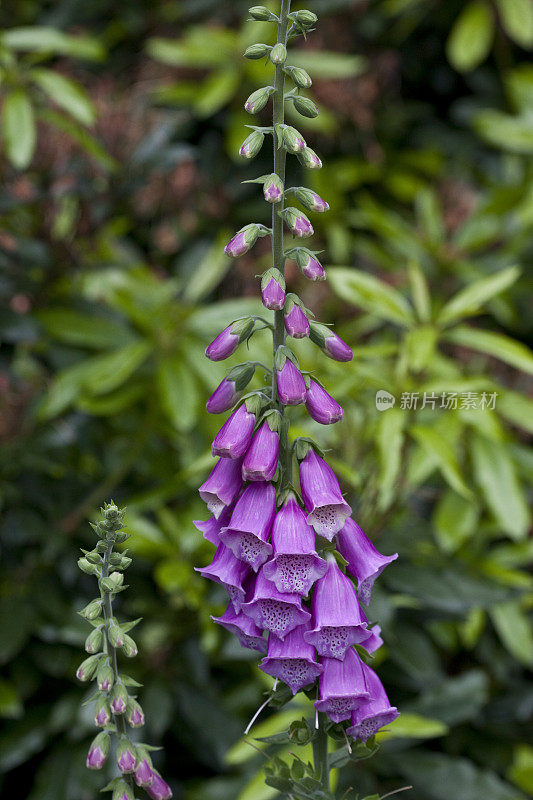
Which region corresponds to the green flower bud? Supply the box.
[297,146,322,169]
[225,362,257,392]
[239,130,265,159]
[97,662,114,692]
[112,780,135,800]
[78,557,99,576]
[85,627,103,654]
[270,43,287,65]
[76,654,100,682]
[119,556,132,570]
[244,43,271,59]
[84,550,102,565]
[292,95,319,119]
[282,125,306,153]
[285,66,312,88]
[108,619,124,648]
[244,86,274,114]
[110,682,128,715]
[86,731,110,769]
[121,634,138,658]
[248,5,273,20]
[126,698,145,728]
[94,695,112,727]
[80,599,103,620]
[116,737,137,773]
[101,571,124,593]
[293,9,318,26]
[263,172,284,203]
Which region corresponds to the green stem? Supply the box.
[101,541,135,790]
[312,713,330,792]
[272,0,291,488]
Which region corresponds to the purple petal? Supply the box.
[299,449,351,539]
[335,518,398,604]
[260,623,323,694]
[219,482,276,571]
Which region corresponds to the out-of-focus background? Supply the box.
[1,1,532,798]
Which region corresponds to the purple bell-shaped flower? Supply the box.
[242,566,311,639]
[260,623,323,694]
[347,662,399,742]
[198,457,243,519]
[305,379,343,425]
[195,542,250,611]
[309,321,353,362]
[304,556,368,659]
[242,417,280,482]
[219,482,276,571]
[275,349,307,406]
[284,296,310,339]
[193,505,233,546]
[262,493,326,595]
[261,267,286,310]
[211,402,256,459]
[315,647,370,722]
[206,363,256,414]
[211,602,267,652]
[299,448,352,539]
[335,518,398,605]
[206,318,254,362]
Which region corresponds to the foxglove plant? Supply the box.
[77,504,172,800]
[197,4,399,797]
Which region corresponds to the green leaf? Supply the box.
[328,267,415,327]
[447,1,495,72]
[496,0,533,46]
[434,488,479,553]
[497,389,533,434]
[0,679,23,719]
[2,90,36,169]
[490,601,533,667]
[31,69,95,126]
[509,745,533,795]
[445,326,533,375]
[406,671,489,726]
[410,424,473,499]
[182,236,232,303]
[376,407,406,511]
[437,266,520,326]
[156,356,199,431]
[405,325,438,371]
[376,713,448,741]
[407,259,431,322]
[1,27,105,60]
[37,309,134,349]
[470,436,530,539]
[473,109,533,153]
[289,51,366,79]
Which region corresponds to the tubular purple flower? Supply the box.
[315,648,370,722]
[117,739,137,773]
[224,224,260,257]
[242,566,311,639]
[283,207,314,238]
[296,250,326,281]
[304,556,368,659]
[195,542,250,611]
[310,321,353,362]
[260,623,323,694]
[347,662,399,742]
[86,732,109,770]
[242,418,280,482]
[205,318,253,362]
[135,758,155,788]
[146,774,173,800]
[299,448,352,539]
[335,518,398,605]
[261,267,286,310]
[206,363,256,414]
[193,505,233,546]
[263,494,326,595]
[219,482,276,571]
[305,379,343,425]
[212,402,256,459]
[211,602,267,652]
[284,302,310,339]
[263,173,284,203]
[276,352,307,406]
[198,456,243,519]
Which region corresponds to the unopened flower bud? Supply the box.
[206,317,254,361]
[103,503,120,521]
[94,695,112,727]
[244,86,273,114]
[284,295,310,339]
[119,556,132,569]
[294,187,329,212]
[101,571,124,593]
[293,9,318,26]
[275,348,307,406]
[86,731,109,770]
[76,654,100,682]
[84,550,102,565]
[78,557,99,575]
[126,698,145,728]
[305,379,343,424]
[309,321,353,362]
[121,634,138,658]
[85,627,103,654]
[285,66,312,88]
[282,125,306,153]
[270,43,287,65]
[108,619,124,648]
[244,42,271,59]
[97,662,114,692]
[146,773,173,800]
[206,363,256,414]
[298,146,322,169]
[239,130,264,159]
[261,268,286,310]
[224,224,260,257]
[117,738,137,773]
[110,682,128,714]
[296,249,326,280]
[263,172,283,203]
[292,95,319,119]
[135,755,155,787]
[283,207,314,238]
[249,5,273,20]
[113,779,135,800]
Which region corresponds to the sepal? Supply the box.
[270,43,287,65]
[226,362,256,392]
[282,125,306,153]
[112,780,135,800]
[101,571,124,593]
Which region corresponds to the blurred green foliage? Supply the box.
[0,1,532,799]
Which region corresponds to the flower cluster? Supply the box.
[77,504,172,800]
[196,2,398,749]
